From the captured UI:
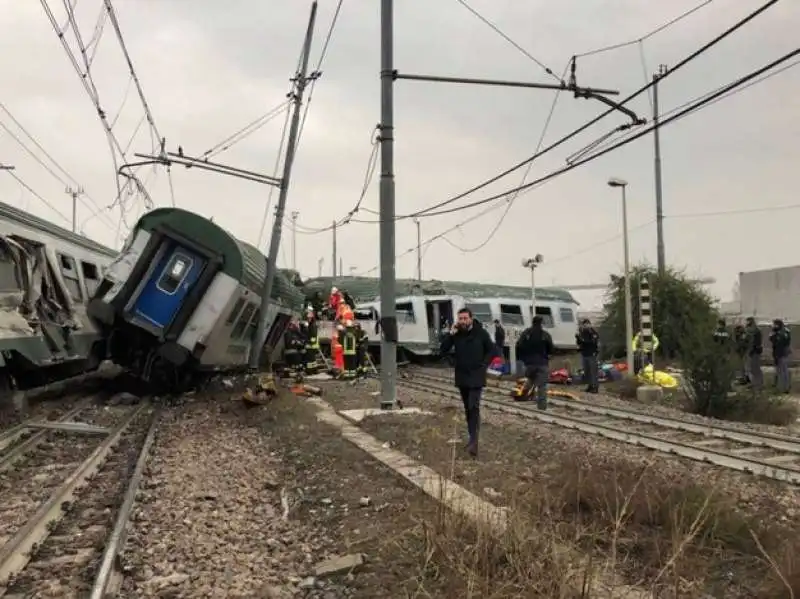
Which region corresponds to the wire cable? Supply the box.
[404,44,800,219]
[440,62,570,252]
[454,0,560,81]
[354,45,798,274]
[202,99,292,159]
[575,0,717,58]
[4,169,72,225]
[373,0,779,221]
[256,103,293,248]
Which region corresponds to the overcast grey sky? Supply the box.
[0,0,798,309]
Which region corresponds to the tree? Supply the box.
[598,265,717,360]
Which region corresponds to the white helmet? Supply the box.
[336,324,344,331]
[331,286,338,294]
[345,319,353,327]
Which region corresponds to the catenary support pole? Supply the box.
[414,218,421,280]
[332,220,337,277]
[621,185,635,376]
[291,211,299,271]
[378,0,397,410]
[639,277,654,373]
[249,1,318,369]
[653,65,667,276]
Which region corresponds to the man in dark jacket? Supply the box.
[745,317,763,389]
[769,319,792,393]
[733,321,748,383]
[515,315,555,410]
[439,308,494,457]
[713,319,731,347]
[575,319,600,393]
[493,319,506,357]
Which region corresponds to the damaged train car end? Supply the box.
[0,202,116,392]
[87,207,304,390]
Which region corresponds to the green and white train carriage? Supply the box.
[88,207,303,387]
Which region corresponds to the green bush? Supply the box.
[680,331,737,418]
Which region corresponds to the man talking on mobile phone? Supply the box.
[439,308,494,457]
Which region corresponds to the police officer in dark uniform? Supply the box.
[733,321,748,383]
[745,317,763,389]
[769,319,792,393]
[575,318,600,393]
[713,318,730,347]
[283,320,306,374]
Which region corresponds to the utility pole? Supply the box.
[250,1,318,370]
[413,218,422,280]
[339,257,343,278]
[653,64,668,277]
[65,186,84,233]
[332,220,337,278]
[317,257,324,277]
[378,0,397,410]
[290,211,299,271]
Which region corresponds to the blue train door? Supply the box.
[132,244,205,333]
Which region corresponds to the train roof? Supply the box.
[135,208,304,310]
[302,276,578,304]
[0,201,117,257]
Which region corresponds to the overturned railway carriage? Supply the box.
[0,202,116,391]
[88,208,304,388]
[301,276,579,361]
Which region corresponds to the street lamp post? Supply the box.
[608,177,634,376]
[517,254,544,375]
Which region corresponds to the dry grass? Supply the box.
[392,441,800,598]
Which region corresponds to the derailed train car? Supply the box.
[88,208,304,389]
[0,201,116,392]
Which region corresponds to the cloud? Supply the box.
[0,0,798,310]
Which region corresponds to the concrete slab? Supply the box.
[310,398,508,532]
[339,407,432,423]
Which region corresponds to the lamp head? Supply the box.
[607,177,628,188]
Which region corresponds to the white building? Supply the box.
[738,265,800,323]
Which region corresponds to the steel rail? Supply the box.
[410,371,800,452]
[398,378,800,485]
[0,400,93,470]
[0,403,150,586]
[89,409,160,599]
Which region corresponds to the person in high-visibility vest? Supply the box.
[632,331,660,375]
[337,302,354,325]
[332,324,345,373]
[341,320,358,379]
[354,322,369,377]
[301,307,320,372]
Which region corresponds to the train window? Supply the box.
[246,308,260,340]
[354,308,375,321]
[395,301,416,324]
[157,253,193,295]
[81,261,100,296]
[225,298,246,326]
[559,307,575,323]
[530,306,554,328]
[232,303,255,339]
[499,304,524,326]
[57,252,82,302]
[464,302,492,324]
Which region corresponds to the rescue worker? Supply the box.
[493,319,506,358]
[301,307,320,372]
[632,331,660,375]
[515,315,555,410]
[282,320,306,374]
[439,308,494,457]
[769,319,792,393]
[329,287,342,316]
[575,318,600,394]
[712,319,731,347]
[354,321,369,377]
[332,324,345,373]
[733,320,748,383]
[744,317,763,390]
[340,319,358,379]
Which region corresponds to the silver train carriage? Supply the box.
[0,201,116,393]
[87,208,304,388]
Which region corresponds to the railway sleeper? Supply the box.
[3,423,149,597]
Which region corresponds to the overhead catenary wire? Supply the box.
[366,0,778,222]
[441,62,570,253]
[3,169,72,225]
[454,0,561,81]
[354,45,798,275]
[402,43,799,219]
[202,99,292,159]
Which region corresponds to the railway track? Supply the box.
[0,398,158,597]
[402,370,800,485]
